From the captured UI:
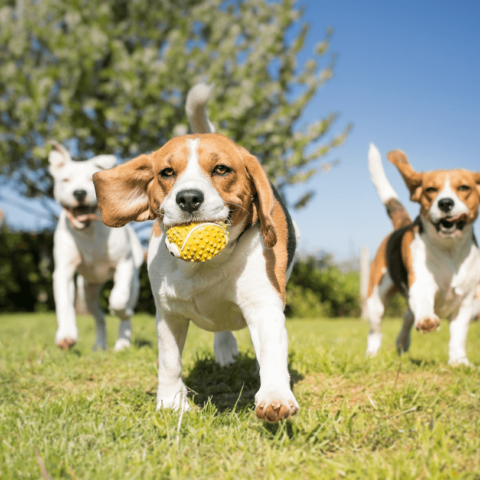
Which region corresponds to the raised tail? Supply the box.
[186,83,216,134]
[368,143,411,230]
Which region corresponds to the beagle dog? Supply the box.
[92,85,300,422]
[48,143,144,351]
[365,143,480,365]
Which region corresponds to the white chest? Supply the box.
[410,233,480,317]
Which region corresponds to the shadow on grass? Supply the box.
[408,357,438,367]
[185,352,303,413]
[133,337,153,349]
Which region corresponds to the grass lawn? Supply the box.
[0,313,479,479]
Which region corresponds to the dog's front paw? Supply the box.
[255,387,299,422]
[156,384,191,413]
[415,315,440,333]
[56,337,76,350]
[448,357,470,367]
[114,338,130,352]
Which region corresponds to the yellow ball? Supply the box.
[165,222,230,263]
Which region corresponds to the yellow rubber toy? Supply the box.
[165,222,229,262]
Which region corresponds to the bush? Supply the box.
[286,253,361,318]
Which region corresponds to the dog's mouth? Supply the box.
[433,214,467,237]
[64,205,99,229]
[66,205,97,218]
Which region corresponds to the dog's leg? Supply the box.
[156,312,191,412]
[408,277,440,333]
[448,295,473,366]
[109,259,136,351]
[84,282,106,351]
[365,272,393,357]
[214,331,239,367]
[53,260,78,349]
[245,305,299,422]
[396,309,414,354]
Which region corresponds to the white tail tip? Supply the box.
[368,142,398,204]
[185,83,216,134]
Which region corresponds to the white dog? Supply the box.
[365,143,480,365]
[93,85,300,422]
[48,143,144,351]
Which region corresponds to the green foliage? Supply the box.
[1,314,479,478]
[0,231,53,312]
[287,253,361,318]
[0,0,349,206]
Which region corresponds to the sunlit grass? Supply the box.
[1,313,479,479]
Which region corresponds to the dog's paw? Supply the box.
[113,338,130,352]
[93,341,107,352]
[214,332,239,367]
[56,337,76,350]
[415,316,440,333]
[366,332,382,357]
[156,392,191,413]
[255,387,299,422]
[448,357,470,367]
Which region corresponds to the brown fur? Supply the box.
[263,197,290,305]
[367,236,389,298]
[385,198,411,230]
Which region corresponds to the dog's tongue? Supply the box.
[446,213,468,224]
[65,208,99,229]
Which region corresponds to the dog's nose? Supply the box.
[176,189,204,214]
[438,198,454,213]
[73,190,87,203]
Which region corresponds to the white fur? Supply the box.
[185,83,216,134]
[428,176,469,223]
[368,143,399,203]
[50,145,144,350]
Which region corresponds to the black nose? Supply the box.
[438,198,454,213]
[176,189,204,214]
[73,190,87,202]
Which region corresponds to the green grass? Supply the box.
[1,313,479,479]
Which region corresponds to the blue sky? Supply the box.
[2,0,479,259]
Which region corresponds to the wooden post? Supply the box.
[360,246,369,318]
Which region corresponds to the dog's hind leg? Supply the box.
[214,331,239,367]
[366,272,393,357]
[84,282,106,351]
[109,260,138,351]
[396,309,414,354]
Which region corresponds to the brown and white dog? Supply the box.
[92,85,300,421]
[365,144,480,365]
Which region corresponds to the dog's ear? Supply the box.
[387,150,424,202]
[473,172,480,197]
[239,146,277,249]
[91,155,117,171]
[48,142,72,176]
[93,154,155,227]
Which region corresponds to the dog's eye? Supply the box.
[160,168,175,178]
[458,185,471,192]
[212,164,231,176]
[426,187,437,194]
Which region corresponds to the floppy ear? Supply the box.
[473,172,480,197]
[92,154,155,227]
[48,142,72,176]
[91,155,117,171]
[239,147,277,249]
[387,150,424,202]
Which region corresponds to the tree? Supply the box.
[0,0,350,214]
